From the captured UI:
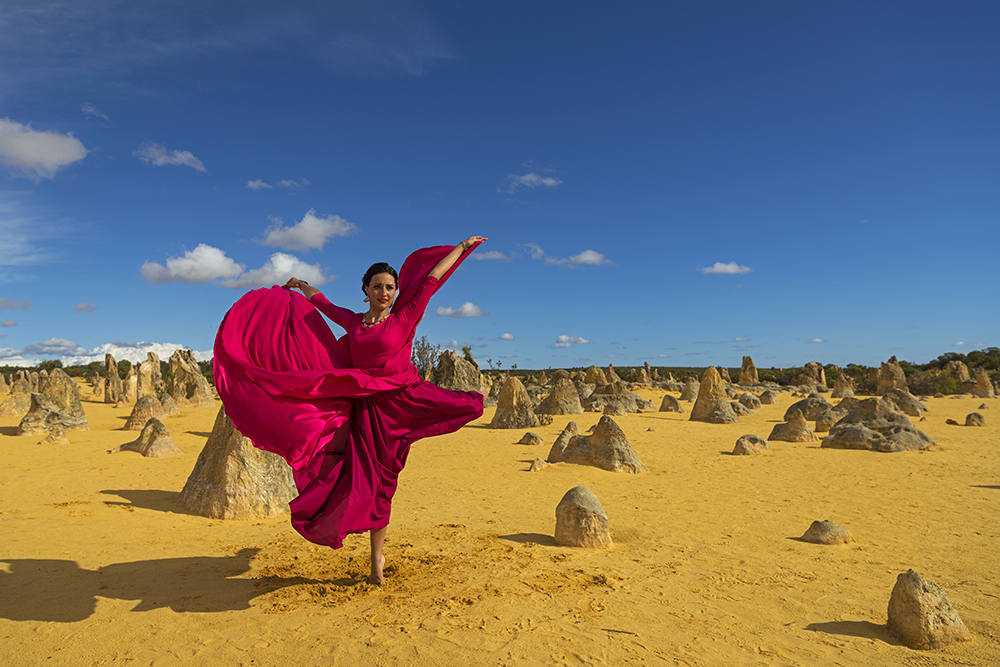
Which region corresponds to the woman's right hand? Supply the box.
[284,277,319,298]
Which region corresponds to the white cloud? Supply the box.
[699,261,752,275]
[501,169,563,194]
[1,319,16,327]
[550,335,593,349]
[807,338,825,344]
[247,179,272,190]
[0,298,32,312]
[0,334,5,339]
[74,302,97,313]
[521,243,612,268]
[141,244,245,284]
[435,302,487,318]
[499,333,515,341]
[257,209,356,251]
[734,337,749,342]
[0,118,88,180]
[471,250,515,262]
[442,339,459,348]
[81,103,111,124]
[277,178,310,189]
[23,337,90,357]
[222,252,332,289]
[133,141,206,172]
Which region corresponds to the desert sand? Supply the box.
[1,383,998,666]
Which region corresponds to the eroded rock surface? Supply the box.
[535,378,583,415]
[821,398,936,452]
[432,350,483,392]
[887,569,972,650]
[738,356,759,386]
[554,486,613,549]
[768,410,818,443]
[489,376,539,429]
[690,367,739,424]
[167,349,216,408]
[799,520,854,545]
[733,434,769,455]
[557,416,646,474]
[111,418,182,458]
[659,394,684,413]
[17,369,89,435]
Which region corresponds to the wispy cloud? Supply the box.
[471,250,516,262]
[499,333,515,340]
[74,302,97,313]
[435,302,487,318]
[699,261,752,275]
[134,142,206,172]
[256,209,356,251]
[247,179,272,190]
[807,338,825,344]
[0,118,88,180]
[501,166,563,194]
[23,337,90,357]
[247,178,311,190]
[0,298,32,312]
[520,243,612,268]
[1,319,17,327]
[81,103,111,124]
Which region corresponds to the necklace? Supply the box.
[362,312,391,329]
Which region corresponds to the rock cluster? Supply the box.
[17,369,89,435]
[799,520,854,545]
[432,349,482,392]
[176,406,297,519]
[111,418,182,457]
[554,486,613,549]
[552,416,646,473]
[887,569,972,650]
[821,398,936,452]
[584,382,650,415]
[831,374,855,398]
[690,367,739,424]
[489,376,539,429]
[583,365,605,385]
[167,349,216,408]
[738,356,759,385]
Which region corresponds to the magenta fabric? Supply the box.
[213,243,484,548]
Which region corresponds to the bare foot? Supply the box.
[368,554,385,586]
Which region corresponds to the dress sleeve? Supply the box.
[392,275,439,330]
[308,293,356,332]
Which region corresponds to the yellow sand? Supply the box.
[1,384,998,666]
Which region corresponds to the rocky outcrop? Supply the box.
[796,362,826,388]
[11,370,30,394]
[759,389,778,405]
[556,416,647,474]
[0,373,8,395]
[887,569,972,650]
[489,376,539,429]
[176,406,296,519]
[971,369,995,399]
[606,364,622,384]
[965,412,985,427]
[944,360,970,383]
[831,374,855,398]
[517,432,543,447]
[432,350,482,392]
[167,349,215,408]
[17,369,89,435]
[738,356,759,386]
[679,378,700,402]
[784,395,834,422]
[877,356,908,395]
[882,388,927,417]
[738,393,762,410]
[0,393,31,418]
[123,367,138,402]
[799,520,854,545]
[821,398,936,452]
[535,379,583,415]
[39,427,70,446]
[554,486,613,549]
[768,410,818,442]
[110,418,182,457]
[137,352,162,398]
[104,354,123,404]
[690,367,739,424]
[124,394,167,430]
[732,434,769,455]
[546,421,581,463]
[658,394,684,413]
[583,365,605,385]
[583,382,649,414]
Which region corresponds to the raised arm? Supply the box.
[429,236,487,280]
[284,277,321,299]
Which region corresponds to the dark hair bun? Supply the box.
[362,262,398,293]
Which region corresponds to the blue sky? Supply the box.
[1,1,997,370]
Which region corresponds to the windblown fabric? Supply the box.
[213,243,484,548]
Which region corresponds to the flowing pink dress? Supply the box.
[212,244,484,548]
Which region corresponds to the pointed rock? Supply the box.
[738,356,759,385]
[17,369,89,435]
[104,353,123,404]
[124,394,167,430]
[167,349,215,408]
[489,376,539,429]
[658,394,684,413]
[690,367,740,424]
[546,421,581,463]
[877,356,908,395]
[679,378,700,402]
[971,369,995,399]
[559,416,647,473]
[111,418,182,458]
[535,378,583,415]
[887,569,972,650]
[432,349,482,392]
[768,409,818,443]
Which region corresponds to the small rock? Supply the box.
[887,569,972,650]
[554,486,613,549]
[965,412,985,427]
[768,410,819,443]
[518,432,544,446]
[658,394,684,413]
[799,520,854,545]
[38,427,70,445]
[979,403,988,410]
[110,418,182,458]
[945,419,959,425]
[529,458,553,472]
[646,427,654,432]
[758,389,778,405]
[732,434,770,455]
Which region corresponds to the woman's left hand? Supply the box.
[459,236,487,251]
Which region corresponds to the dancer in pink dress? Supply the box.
[213,236,486,584]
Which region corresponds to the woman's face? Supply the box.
[366,272,397,311]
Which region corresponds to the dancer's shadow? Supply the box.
[0,548,320,623]
[804,620,903,646]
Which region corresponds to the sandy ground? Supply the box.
[1,381,998,666]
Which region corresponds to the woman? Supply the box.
[213,236,487,584]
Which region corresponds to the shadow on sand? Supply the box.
[100,489,196,516]
[0,549,322,623]
[500,533,556,547]
[805,620,903,646]
[0,426,20,436]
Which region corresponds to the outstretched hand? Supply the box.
[459,236,487,251]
